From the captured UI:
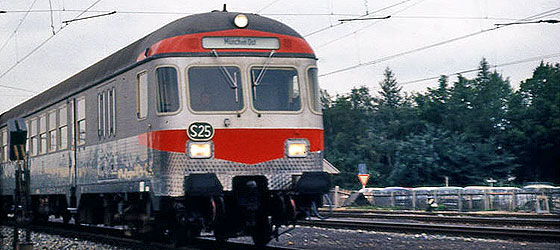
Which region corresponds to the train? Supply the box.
[0,10,331,246]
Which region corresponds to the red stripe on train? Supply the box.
[137,29,315,61]
[138,128,323,164]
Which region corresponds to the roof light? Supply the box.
[234,14,248,28]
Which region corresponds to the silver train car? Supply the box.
[0,11,331,245]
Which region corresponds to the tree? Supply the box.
[390,126,517,186]
[322,87,378,189]
[415,75,451,126]
[505,62,560,183]
[377,67,402,109]
[470,58,513,139]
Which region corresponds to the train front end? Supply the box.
[139,12,331,245]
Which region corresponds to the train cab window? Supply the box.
[58,106,68,150]
[39,115,47,154]
[77,98,86,145]
[188,66,243,112]
[307,68,322,113]
[48,111,57,152]
[251,67,301,111]
[156,67,180,113]
[1,129,6,162]
[137,72,148,119]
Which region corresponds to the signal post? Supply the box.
[357,163,370,189]
[8,118,33,250]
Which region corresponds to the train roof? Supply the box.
[0,11,312,125]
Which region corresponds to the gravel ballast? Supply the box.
[2,225,558,249]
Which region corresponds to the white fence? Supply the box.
[329,186,560,214]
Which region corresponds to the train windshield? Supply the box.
[251,67,301,111]
[188,66,244,111]
[307,68,322,113]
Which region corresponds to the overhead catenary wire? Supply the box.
[318,7,560,78]
[520,6,560,20]
[0,0,105,86]
[315,0,427,49]
[62,11,116,24]
[495,19,560,27]
[0,84,38,94]
[338,15,391,22]
[398,52,560,86]
[0,0,39,56]
[303,0,414,37]
[1,8,548,22]
[48,0,55,35]
[256,0,283,14]
[533,10,560,19]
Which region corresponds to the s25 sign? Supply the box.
[187,122,214,141]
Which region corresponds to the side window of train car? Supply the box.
[307,68,322,113]
[156,67,180,114]
[137,71,148,119]
[188,66,244,112]
[97,91,106,138]
[98,87,116,139]
[108,87,116,136]
[250,67,301,112]
[77,98,86,145]
[39,114,47,154]
[48,110,57,152]
[30,119,38,156]
[58,105,68,150]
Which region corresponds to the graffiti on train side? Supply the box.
[92,140,153,181]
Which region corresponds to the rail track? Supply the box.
[3,220,300,250]
[326,210,560,227]
[298,218,560,241]
[324,208,560,218]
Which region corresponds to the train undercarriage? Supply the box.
[1,172,331,246]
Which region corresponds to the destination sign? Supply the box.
[202,37,280,50]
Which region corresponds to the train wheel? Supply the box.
[251,215,272,246]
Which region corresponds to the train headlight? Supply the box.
[234,14,249,28]
[286,139,308,158]
[188,141,213,159]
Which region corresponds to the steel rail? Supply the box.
[327,211,560,227]
[298,218,560,241]
[320,208,560,219]
[4,220,300,250]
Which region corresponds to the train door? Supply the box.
[68,97,85,210]
[67,98,77,210]
[96,81,117,181]
[136,70,152,159]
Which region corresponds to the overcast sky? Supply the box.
[0,0,559,114]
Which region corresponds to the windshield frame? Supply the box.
[306,66,323,115]
[249,64,304,114]
[185,64,247,114]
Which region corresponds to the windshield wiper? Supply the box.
[252,50,275,100]
[253,50,275,86]
[212,49,239,103]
